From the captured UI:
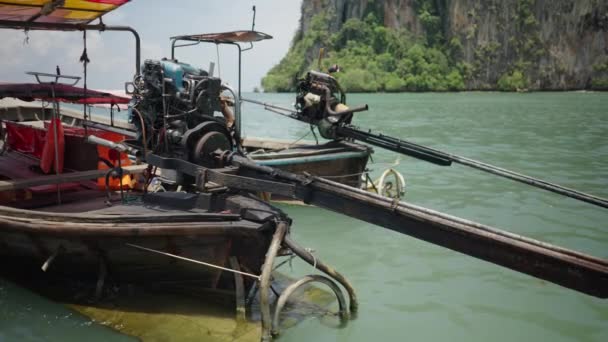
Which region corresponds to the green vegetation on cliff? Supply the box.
[263,13,464,92]
[262,2,465,92]
[263,0,607,92]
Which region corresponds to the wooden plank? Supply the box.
[0,164,148,192]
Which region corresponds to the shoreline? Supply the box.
[258,89,607,94]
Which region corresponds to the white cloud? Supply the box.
[0,0,302,91]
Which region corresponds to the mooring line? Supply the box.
[126,243,261,280]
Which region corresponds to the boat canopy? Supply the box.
[171,30,273,44]
[0,83,130,105]
[0,0,130,26]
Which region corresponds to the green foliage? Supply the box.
[445,70,465,91]
[262,12,334,92]
[336,69,380,92]
[592,61,608,73]
[415,0,446,46]
[591,77,608,90]
[263,2,469,93]
[511,0,544,71]
[383,74,407,92]
[497,70,528,91]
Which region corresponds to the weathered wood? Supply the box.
[204,170,296,198]
[0,216,262,237]
[0,203,242,223]
[230,154,608,299]
[10,190,106,210]
[0,164,148,192]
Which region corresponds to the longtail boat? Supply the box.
[0,2,607,342]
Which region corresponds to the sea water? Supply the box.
[1,92,607,341]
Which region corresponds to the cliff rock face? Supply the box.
[300,0,424,35]
[447,0,608,89]
[290,0,608,90]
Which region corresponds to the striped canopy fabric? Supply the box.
[0,83,131,104]
[0,0,130,24]
[172,31,274,44]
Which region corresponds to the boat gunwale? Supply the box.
[0,205,242,223]
[0,214,264,237]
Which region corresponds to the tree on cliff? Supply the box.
[262,0,608,92]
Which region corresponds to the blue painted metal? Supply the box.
[160,60,206,93]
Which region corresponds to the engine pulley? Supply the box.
[192,131,231,168]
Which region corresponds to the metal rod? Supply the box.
[231,42,243,135]
[0,21,141,75]
[170,38,244,134]
[339,126,608,208]
[241,98,298,118]
[272,275,348,337]
[126,243,260,280]
[284,236,358,313]
[259,221,288,342]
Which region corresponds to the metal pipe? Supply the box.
[338,125,608,208]
[259,221,288,342]
[271,275,348,337]
[170,38,244,134]
[284,236,358,313]
[85,135,139,156]
[322,86,368,116]
[237,45,242,135]
[0,21,141,75]
[221,84,240,129]
[130,107,148,158]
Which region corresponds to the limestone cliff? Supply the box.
[264,0,608,91]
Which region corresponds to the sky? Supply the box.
[0,0,302,91]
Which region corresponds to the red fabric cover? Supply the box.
[0,83,130,105]
[5,121,130,170]
[5,122,47,158]
[40,118,65,174]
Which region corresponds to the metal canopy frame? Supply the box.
[169,30,273,135]
[0,20,141,76]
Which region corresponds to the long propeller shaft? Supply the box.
[242,97,608,208]
[338,126,608,209]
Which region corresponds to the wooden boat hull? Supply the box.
[244,137,372,188]
[0,220,269,288]
[0,175,279,292]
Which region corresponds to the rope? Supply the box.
[321,171,367,179]
[310,124,319,145]
[275,131,311,153]
[126,243,261,280]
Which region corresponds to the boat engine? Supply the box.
[131,59,234,168]
[294,71,368,139]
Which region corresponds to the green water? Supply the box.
[2,92,607,341]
